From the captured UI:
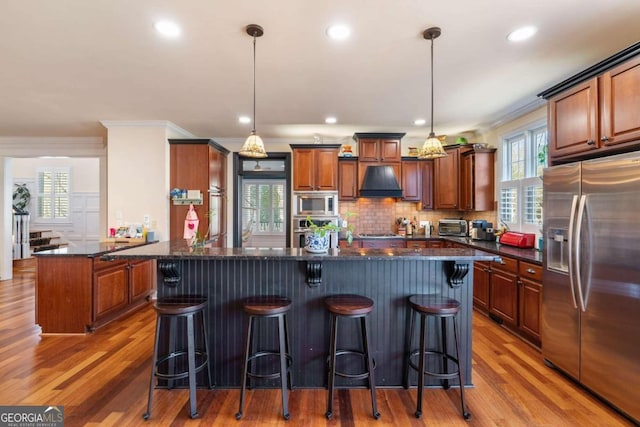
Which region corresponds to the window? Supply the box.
[36,167,71,222]
[498,123,547,233]
[242,180,285,234]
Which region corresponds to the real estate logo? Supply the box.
[0,405,64,427]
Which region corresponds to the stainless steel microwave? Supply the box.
[293,191,338,216]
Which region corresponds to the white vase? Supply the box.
[304,231,330,253]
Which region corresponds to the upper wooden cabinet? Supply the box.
[542,49,640,164]
[401,158,421,201]
[291,144,340,191]
[355,133,403,162]
[548,78,600,160]
[460,148,496,211]
[419,160,434,210]
[338,158,358,200]
[433,146,461,210]
[169,139,229,244]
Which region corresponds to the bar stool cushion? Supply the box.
[409,295,460,316]
[325,294,374,316]
[154,296,207,315]
[242,295,291,315]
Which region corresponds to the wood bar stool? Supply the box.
[405,295,470,420]
[143,296,212,420]
[325,294,380,420]
[236,295,293,420]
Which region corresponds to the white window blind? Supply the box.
[36,167,70,222]
[498,123,547,233]
[242,180,285,234]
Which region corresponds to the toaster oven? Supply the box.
[438,219,468,237]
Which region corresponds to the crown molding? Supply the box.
[480,98,547,133]
[0,136,105,157]
[99,120,195,138]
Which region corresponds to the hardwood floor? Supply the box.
[0,268,634,426]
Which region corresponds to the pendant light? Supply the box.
[239,24,267,158]
[418,27,447,159]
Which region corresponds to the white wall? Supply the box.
[12,157,100,192]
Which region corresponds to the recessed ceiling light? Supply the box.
[414,119,426,126]
[325,116,337,124]
[507,26,537,42]
[326,24,351,40]
[154,20,181,38]
[238,116,251,124]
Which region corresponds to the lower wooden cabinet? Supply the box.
[472,254,542,347]
[37,256,155,333]
[361,239,404,249]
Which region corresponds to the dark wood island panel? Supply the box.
[106,243,497,389]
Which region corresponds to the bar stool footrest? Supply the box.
[155,350,209,381]
[408,349,460,380]
[246,351,293,381]
[328,349,377,380]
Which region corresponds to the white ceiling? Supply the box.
[1,0,640,144]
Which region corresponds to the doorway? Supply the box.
[233,153,291,248]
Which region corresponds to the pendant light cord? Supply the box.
[430,35,434,136]
[252,35,257,134]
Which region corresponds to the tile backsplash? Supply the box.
[339,199,497,235]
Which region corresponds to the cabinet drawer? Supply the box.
[492,256,518,273]
[361,239,405,249]
[93,257,127,271]
[406,240,427,249]
[519,261,542,282]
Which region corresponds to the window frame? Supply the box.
[35,166,72,224]
[498,120,547,235]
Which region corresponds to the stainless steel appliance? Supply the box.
[470,220,495,241]
[292,191,338,216]
[292,216,339,248]
[437,219,468,237]
[542,151,640,423]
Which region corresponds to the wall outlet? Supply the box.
[419,220,430,228]
[143,214,150,226]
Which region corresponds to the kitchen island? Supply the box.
[35,241,156,333]
[105,241,498,388]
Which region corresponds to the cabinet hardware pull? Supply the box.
[526,268,536,274]
[600,136,609,142]
[586,139,595,146]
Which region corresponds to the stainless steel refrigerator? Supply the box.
[542,151,640,423]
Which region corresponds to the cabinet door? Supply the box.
[473,261,491,313]
[338,159,358,200]
[293,148,316,191]
[426,240,443,248]
[472,151,495,211]
[420,160,434,210]
[490,266,518,328]
[434,147,460,209]
[358,139,380,161]
[401,159,421,201]
[460,153,474,210]
[601,56,640,147]
[93,265,128,322]
[518,277,541,342]
[380,139,401,162]
[129,260,154,303]
[548,78,599,160]
[315,148,339,190]
[339,239,362,248]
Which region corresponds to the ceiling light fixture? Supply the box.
[418,27,447,159]
[414,118,426,126]
[507,26,537,42]
[154,20,181,38]
[239,24,267,158]
[327,24,351,40]
[238,116,251,124]
[325,116,337,124]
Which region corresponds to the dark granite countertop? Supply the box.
[32,240,156,257]
[342,234,542,264]
[103,240,499,262]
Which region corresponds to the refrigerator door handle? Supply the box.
[567,194,579,309]
[574,194,587,312]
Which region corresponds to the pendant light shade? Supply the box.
[418,27,447,159]
[239,24,267,158]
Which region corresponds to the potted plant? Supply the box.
[304,213,354,253]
